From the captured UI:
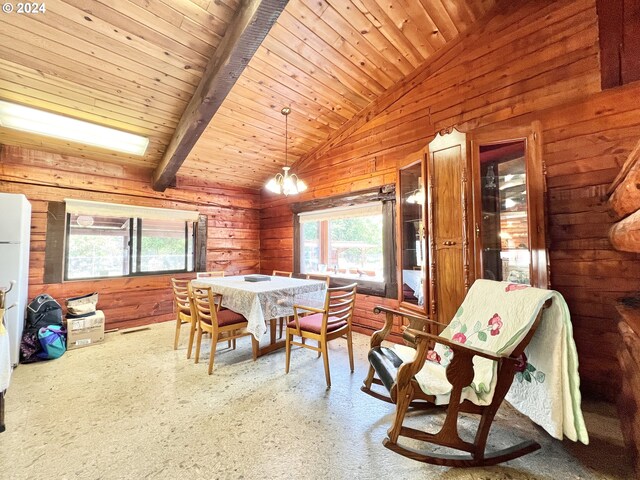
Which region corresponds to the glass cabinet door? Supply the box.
[478,140,530,284]
[398,160,427,310]
[471,124,548,289]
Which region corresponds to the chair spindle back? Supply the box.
[325,283,357,326]
[171,279,192,315]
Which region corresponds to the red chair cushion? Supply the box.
[287,313,347,334]
[215,308,246,327]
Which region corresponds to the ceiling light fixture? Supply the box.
[0,100,149,156]
[406,188,425,205]
[265,107,307,196]
[76,215,94,227]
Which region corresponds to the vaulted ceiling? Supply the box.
[0,0,496,189]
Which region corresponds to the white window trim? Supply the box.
[65,199,199,222]
[298,203,382,224]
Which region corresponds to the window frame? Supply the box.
[292,185,396,298]
[43,202,207,284]
[63,213,197,281]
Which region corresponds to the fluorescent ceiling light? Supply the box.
[0,101,149,156]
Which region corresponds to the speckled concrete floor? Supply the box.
[0,322,632,480]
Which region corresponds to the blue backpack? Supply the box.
[36,325,66,360]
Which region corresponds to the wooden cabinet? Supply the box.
[396,124,548,328]
[427,129,473,327]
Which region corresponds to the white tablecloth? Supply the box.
[192,276,327,339]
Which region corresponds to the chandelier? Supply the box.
[406,188,425,205]
[265,107,307,196]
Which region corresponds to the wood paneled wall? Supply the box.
[0,145,260,331]
[261,0,640,399]
[539,83,640,400]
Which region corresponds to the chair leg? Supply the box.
[387,384,412,443]
[186,320,196,359]
[194,328,203,364]
[285,331,292,374]
[347,329,354,373]
[363,365,376,389]
[208,334,216,375]
[317,340,321,358]
[173,318,181,350]
[278,318,284,339]
[227,340,232,348]
[321,341,331,388]
[232,338,236,350]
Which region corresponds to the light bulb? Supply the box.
[283,175,296,195]
[265,178,281,194]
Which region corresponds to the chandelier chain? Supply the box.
[265,106,306,196]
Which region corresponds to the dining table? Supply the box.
[191,274,327,359]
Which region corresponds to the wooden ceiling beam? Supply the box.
[152,0,289,192]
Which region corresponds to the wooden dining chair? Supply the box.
[190,286,253,374]
[305,273,331,287]
[196,271,225,278]
[272,270,293,277]
[170,278,197,358]
[285,283,357,387]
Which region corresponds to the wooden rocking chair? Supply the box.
[361,281,551,468]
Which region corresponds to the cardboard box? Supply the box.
[65,310,105,350]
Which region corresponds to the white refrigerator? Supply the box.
[0,193,31,367]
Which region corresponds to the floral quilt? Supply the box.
[394,279,588,444]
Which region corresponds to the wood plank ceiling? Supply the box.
[0,0,496,189]
[0,0,240,167]
[180,0,497,188]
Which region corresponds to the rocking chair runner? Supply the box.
[361,280,552,468]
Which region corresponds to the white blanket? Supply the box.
[505,291,588,443]
[394,280,589,444]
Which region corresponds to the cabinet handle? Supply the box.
[442,241,457,246]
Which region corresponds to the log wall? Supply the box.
[0,145,261,331]
[260,0,640,399]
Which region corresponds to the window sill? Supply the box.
[326,276,387,297]
[63,270,194,282]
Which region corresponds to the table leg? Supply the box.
[269,318,277,345]
[251,318,287,359]
[251,337,259,361]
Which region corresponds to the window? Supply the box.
[62,200,199,280]
[293,186,397,298]
[300,204,384,282]
[66,215,132,279]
